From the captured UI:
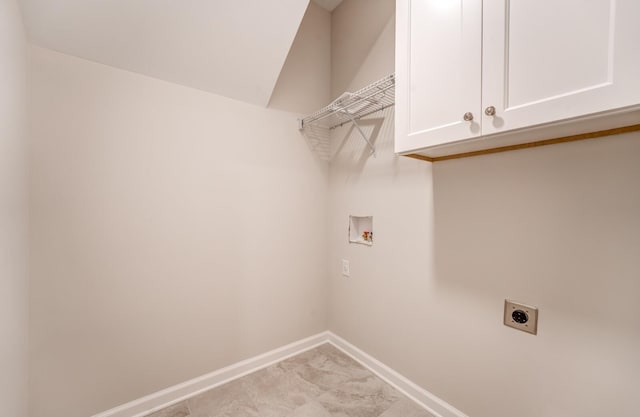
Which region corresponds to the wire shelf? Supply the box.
[300,73,395,130]
[298,74,395,159]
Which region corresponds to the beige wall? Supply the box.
[28,45,329,417]
[0,1,29,417]
[328,2,640,417]
[330,0,395,100]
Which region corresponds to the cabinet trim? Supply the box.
[404,123,640,163]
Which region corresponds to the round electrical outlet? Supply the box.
[512,309,529,324]
[504,300,538,335]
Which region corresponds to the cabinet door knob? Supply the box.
[484,106,496,116]
[463,112,474,121]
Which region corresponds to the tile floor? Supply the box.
[145,343,434,417]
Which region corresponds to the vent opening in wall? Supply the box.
[349,216,373,246]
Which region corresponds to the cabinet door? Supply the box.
[395,0,482,153]
[482,0,640,135]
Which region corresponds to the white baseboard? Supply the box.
[92,331,467,417]
[327,332,469,417]
[91,332,330,417]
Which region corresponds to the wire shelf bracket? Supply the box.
[298,73,395,159]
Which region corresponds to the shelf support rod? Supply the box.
[338,109,376,157]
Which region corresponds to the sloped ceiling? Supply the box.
[19,0,310,106]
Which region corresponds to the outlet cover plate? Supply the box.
[342,259,350,277]
[504,300,538,335]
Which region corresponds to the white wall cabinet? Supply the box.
[395,0,640,157]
